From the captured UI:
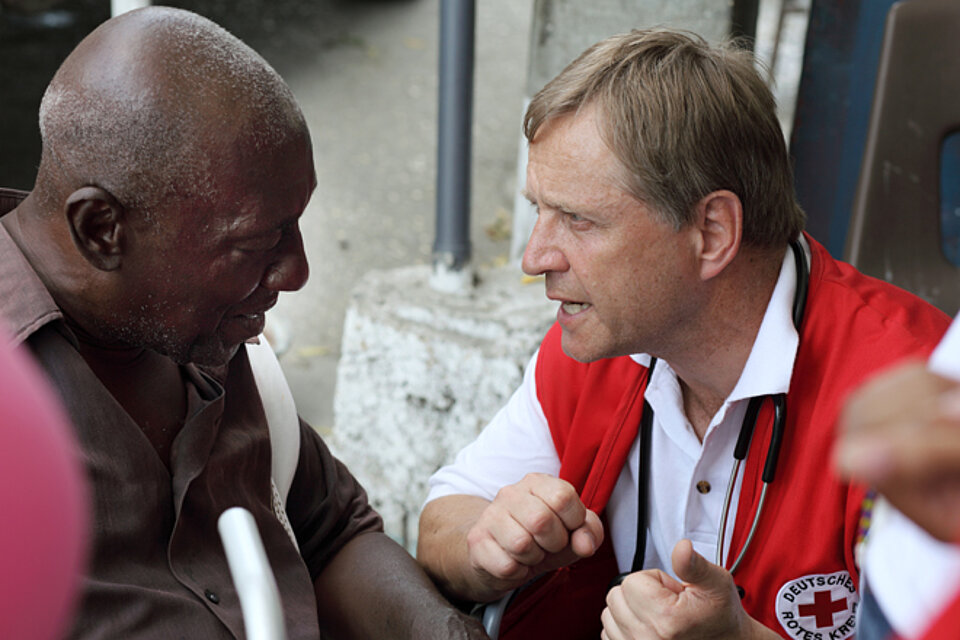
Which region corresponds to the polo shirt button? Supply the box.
[696,480,711,494]
[205,589,220,604]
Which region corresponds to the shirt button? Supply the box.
[204,589,220,604]
[696,480,711,494]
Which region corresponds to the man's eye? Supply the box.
[239,232,282,252]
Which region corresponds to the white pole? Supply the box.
[111,0,150,17]
[218,507,288,640]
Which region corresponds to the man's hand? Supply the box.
[835,361,960,542]
[417,473,603,603]
[464,472,603,599]
[601,540,778,640]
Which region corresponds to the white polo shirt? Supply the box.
[426,240,807,578]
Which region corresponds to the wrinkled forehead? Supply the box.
[530,106,626,177]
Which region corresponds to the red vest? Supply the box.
[919,589,960,640]
[499,235,950,640]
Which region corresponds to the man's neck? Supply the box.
[59,280,189,473]
[6,198,120,345]
[75,333,188,472]
[666,246,785,440]
[4,198,82,307]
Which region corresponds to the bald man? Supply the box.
[0,7,486,639]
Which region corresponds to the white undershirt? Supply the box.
[426,240,807,579]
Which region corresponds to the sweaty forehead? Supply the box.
[527,110,627,202]
[532,106,620,168]
[194,137,314,234]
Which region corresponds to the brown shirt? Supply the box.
[0,188,382,639]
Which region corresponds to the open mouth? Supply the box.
[232,312,266,333]
[561,301,592,314]
[228,300,275,339]
[235,294,278,321]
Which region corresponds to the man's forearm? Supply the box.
[314,530,487,639]
[417,494,506,604]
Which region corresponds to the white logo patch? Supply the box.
[775,571,860,640]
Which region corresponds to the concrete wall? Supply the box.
[332,264,555,548]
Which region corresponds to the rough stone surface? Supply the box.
[332,264,556,549]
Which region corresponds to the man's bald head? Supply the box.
[36,6,307,219]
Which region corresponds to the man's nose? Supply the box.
[521,214,569,276]
[262,229,309,292]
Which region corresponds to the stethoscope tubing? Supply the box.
[715,391,789,570]
[621,238,809,583]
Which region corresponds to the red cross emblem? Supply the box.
[798,590,848,628]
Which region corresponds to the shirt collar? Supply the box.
[727,237,806,401]
[0,202,64,346]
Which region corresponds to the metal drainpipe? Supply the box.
[430,0,476,293]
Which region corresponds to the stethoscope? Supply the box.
[613,238,809,585]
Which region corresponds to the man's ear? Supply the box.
[693,190,742,281]
[65,187,125,271]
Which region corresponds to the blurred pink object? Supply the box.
[0,329,88,639]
